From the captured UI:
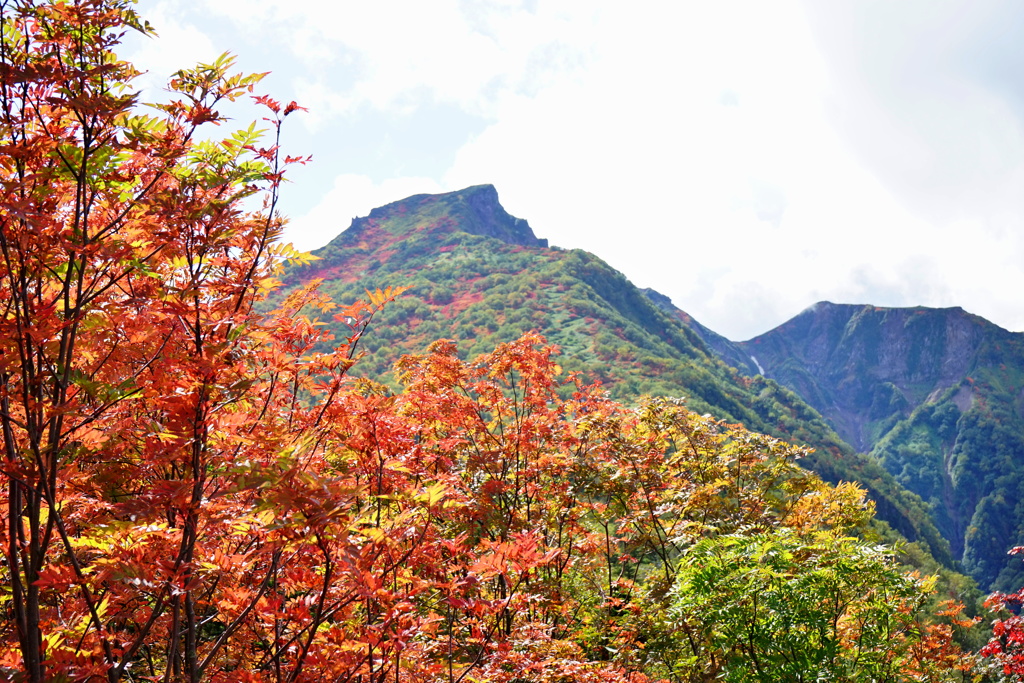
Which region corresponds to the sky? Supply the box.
[123,0,1024,341]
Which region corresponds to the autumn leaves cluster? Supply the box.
[1,0,1023,681]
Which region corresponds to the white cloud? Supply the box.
[801,2,1024,231]
[199,0,596,119]
[437,0,1024,339]
[123,0,220,101]
[127,0,1024,340]
[439,0,865,338]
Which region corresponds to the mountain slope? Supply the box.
[642,287,761,376]
[278,185,953,568]
[739,302,1024,589]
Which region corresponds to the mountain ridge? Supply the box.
[279,185,958,577]
[335,183,547,250]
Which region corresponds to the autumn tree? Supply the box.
[379,340,980,682]
[0,0,396,679]
[980,548,1024,680]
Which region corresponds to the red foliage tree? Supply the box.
[0,0,393,678]
[982,548,1024,679]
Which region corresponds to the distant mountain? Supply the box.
[278,185,953,570]
[737,302,1024,589]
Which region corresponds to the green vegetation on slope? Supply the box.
[278,186,953,571]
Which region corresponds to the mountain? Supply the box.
[736,302,1024,590]
[279,185,954,571]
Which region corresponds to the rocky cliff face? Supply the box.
[342,184,547,249]
[735,302,1024,589]
[739,303,989,451]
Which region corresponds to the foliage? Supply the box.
[666,531,942,681]
[980,548,1024,680]
[873,375,1024,591]
[0,1,998,680]
[0,0,378,678]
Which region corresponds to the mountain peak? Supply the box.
[335,184,548,249]
[741,300,1019,453]
[797,301,971,319]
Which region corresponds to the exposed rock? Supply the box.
[354,184,548,248]
[737,302,995,450]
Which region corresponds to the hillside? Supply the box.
[279,185,954,568]
[737,302,1024,589]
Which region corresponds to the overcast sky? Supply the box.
[125,0,1024,341]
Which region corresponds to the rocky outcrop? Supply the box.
[736,303,998,450]
[361,184,548,248]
